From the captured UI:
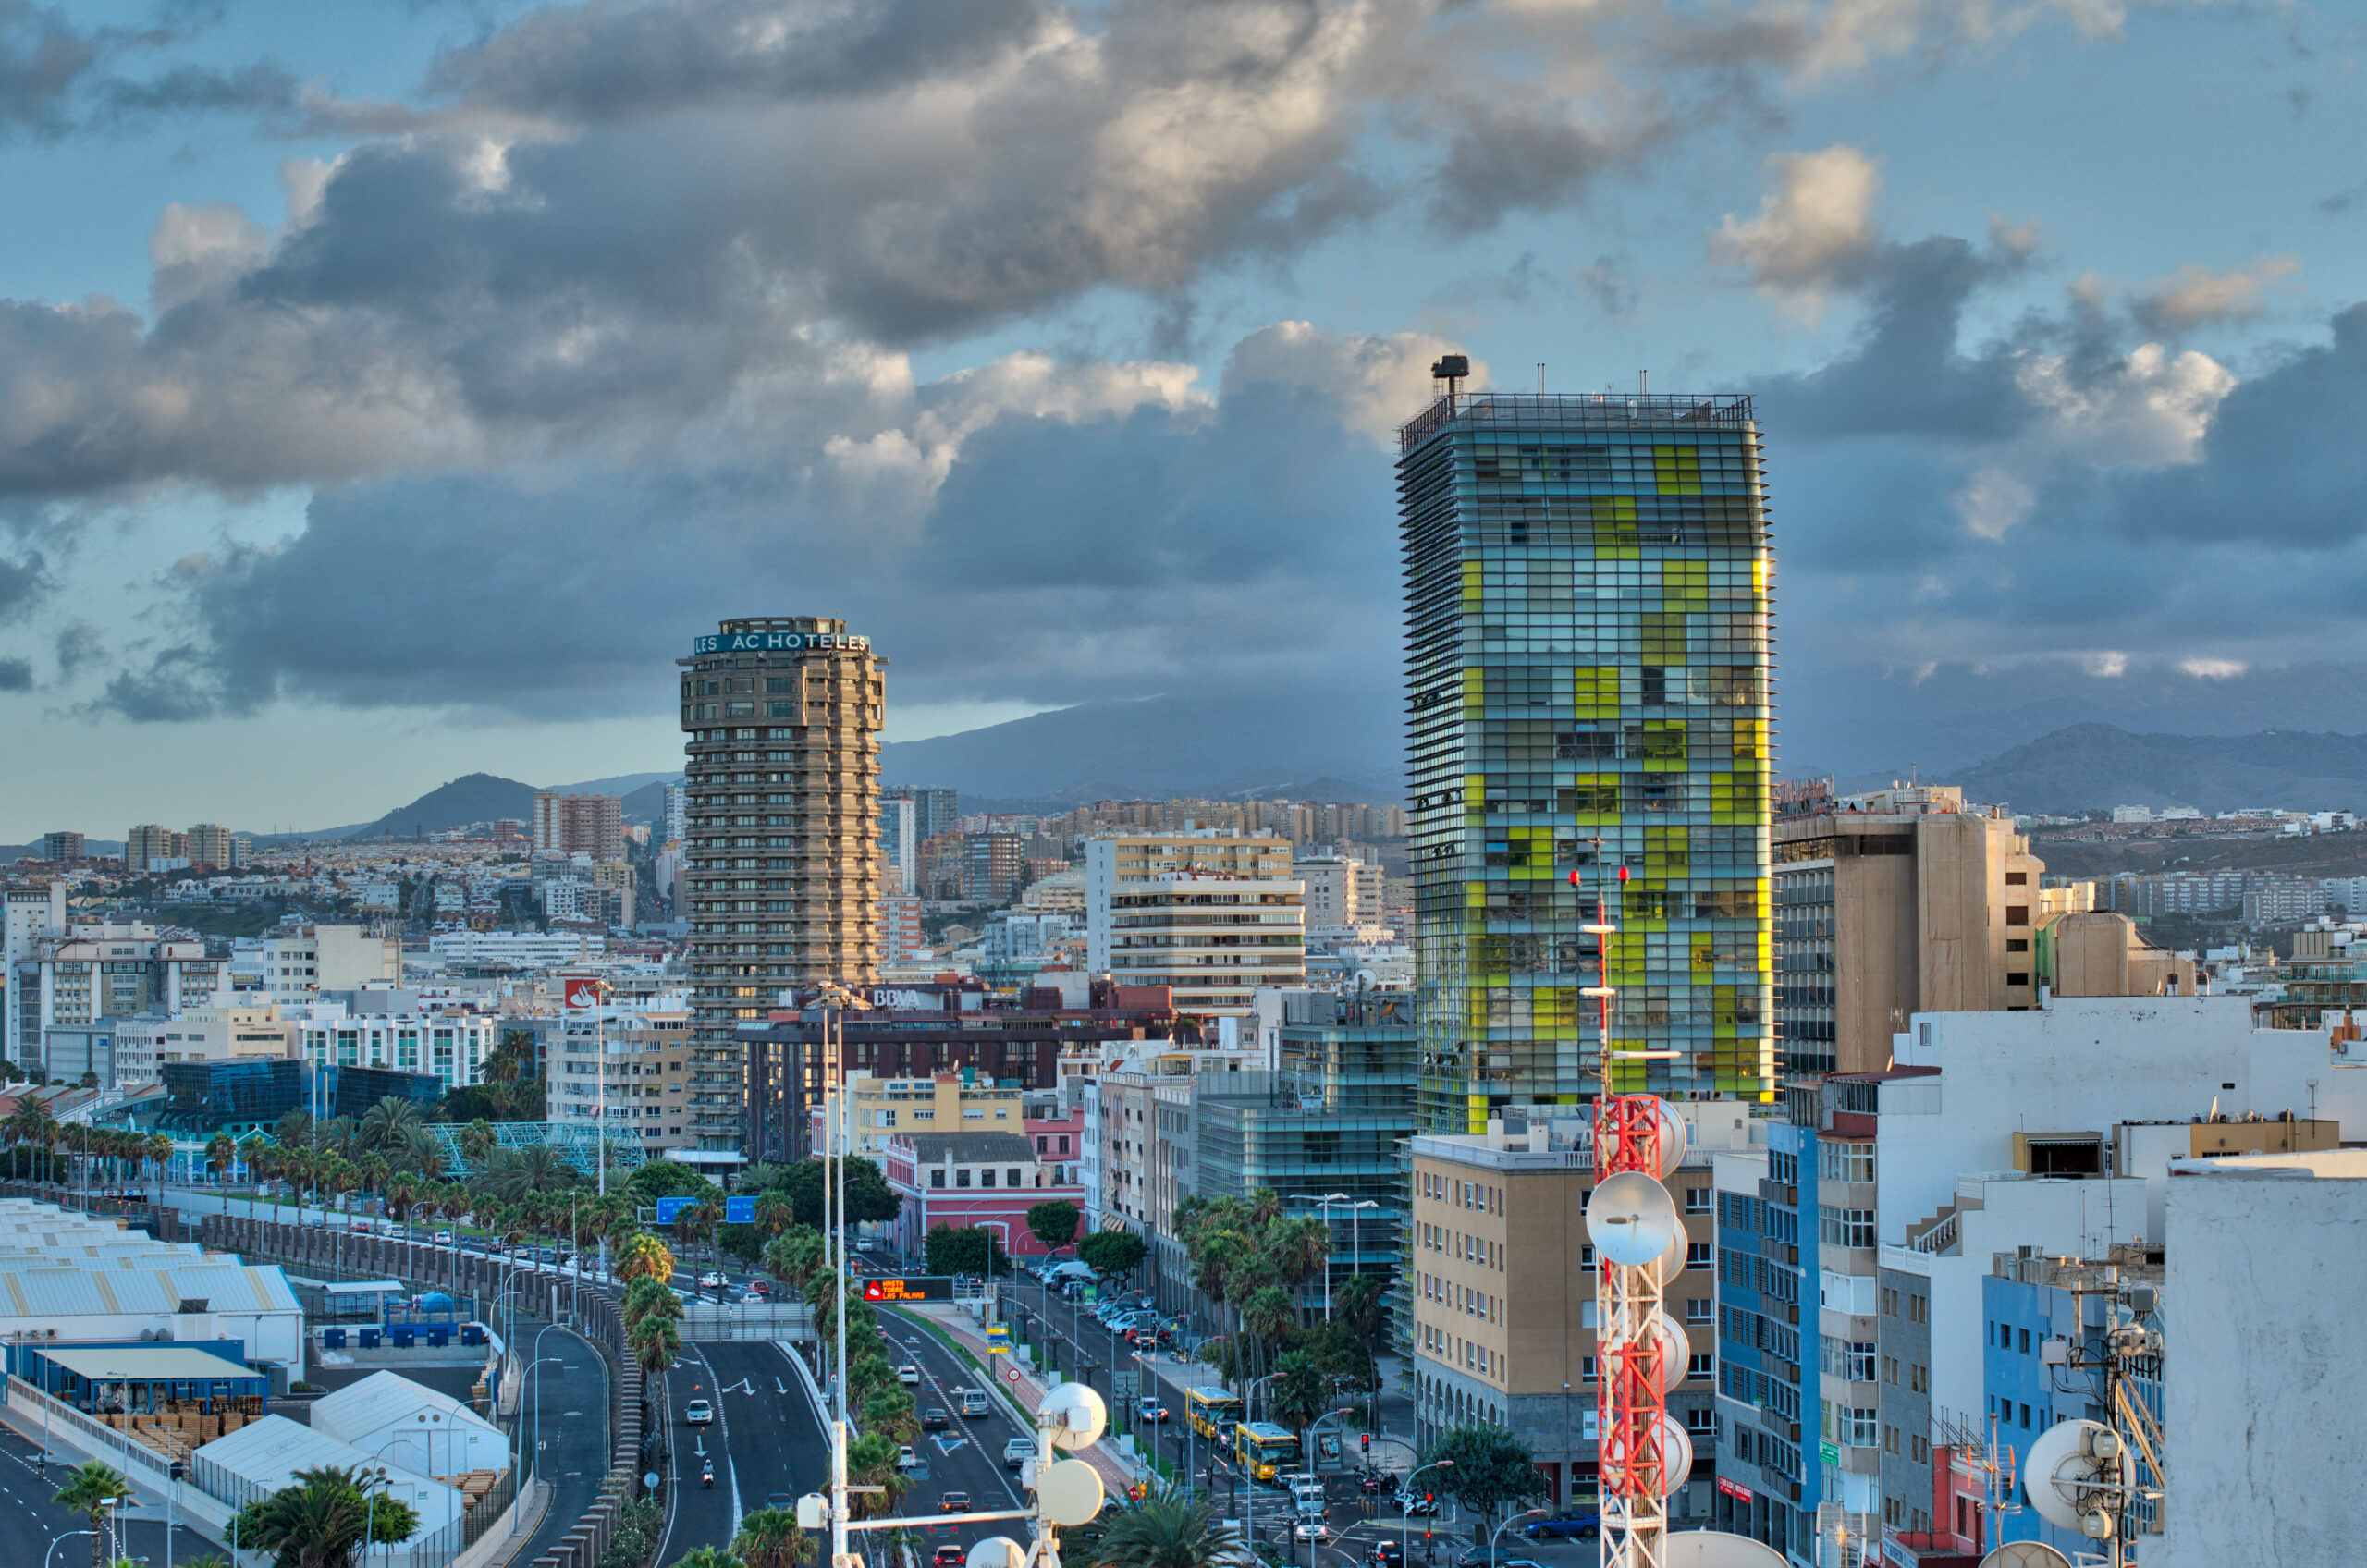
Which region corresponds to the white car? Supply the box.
[698,1270,729,1289]
[898,1363,923,1385]
[1294,1522,1329,1542]
[683,1399,713,1427]
[897,1445,920,1471]
[434,1230,454,1245]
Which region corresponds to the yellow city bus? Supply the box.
[1187,1386,1245,1441]
[1233,1421,1300,1483]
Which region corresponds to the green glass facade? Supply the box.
[1399,391,1775,1132]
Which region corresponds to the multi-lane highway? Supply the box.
[653,1326,1047,1567]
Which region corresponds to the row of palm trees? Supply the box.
[1173,1190,1334,1383]
[3,1100,175,1194]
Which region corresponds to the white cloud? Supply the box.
[1711,145,1882,321]
[2178,657,2246,679]
[1221,322,1478,444]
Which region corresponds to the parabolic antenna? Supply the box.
[1587,1172,1680,1267]
[967,1540,1027,1568]
[1039,1381,1108,1451]
[1601,1310,1690,1397]
[1599,1098,1690,1181]
[2023,1419,2134,1536]
[1036,1457,1107,1526]
[1650,1225,1687,1288]
[1978,1545,2075,1568]
[1659,1532,1787,1567]
[1653,1415,1694,1497]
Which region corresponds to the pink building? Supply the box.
[880,1130,1089,1259]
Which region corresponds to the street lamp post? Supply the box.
[1490,1508,1549,1563]
[43,1531,94,1568]
[812,983,872,1568]
[1288,1193,1378,1321]
[1401,1460,1457,1568]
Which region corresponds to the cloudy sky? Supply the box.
[5,0,2366,837]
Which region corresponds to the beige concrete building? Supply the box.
[2042,911,2196,998]
[1408,1107,1749,1515]
[533,791,625,860]
[113,1003,296,1087]
[1772,786,2044,1077]
[680,616,884,1127]
[1101,873,1306,1017]
[1085,833,1293,969]
[262,925,399,1007]
[813,1069,1025,1156]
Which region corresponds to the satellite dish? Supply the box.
[1600,1310,1689,1397]
[1039,1381,1108,1451]
[1599,1098,1689,1180]
[1586,1172,1680,1267]
[1978,1546,2075,1568]
[2023,1419,2134,1536]
[1650,1222,1688,1288]
[1660,1532,1787,1566]
[1036,1457,1106,1525]
[1653,1415,1694,1496]
[968,1539,1027,1568]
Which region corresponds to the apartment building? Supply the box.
[1292,852,1389,932]
[2,882,67,1065]
[297,1008,494,1091]
[1085,833,1294,965]
[38,832,84,863]
[812,1069,1024,1157]
[601,1004,731,1159]
[262,924,399,1006]
[14,922,220,1078]
[1102,873,1306,1017]
[680,616,884,1086]
[1409,1107,1748,1515]
[533,791,625,860]
[1772,784,2046,1076]
[125,824,182,872]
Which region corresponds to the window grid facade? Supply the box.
[1399,392,1775,1131]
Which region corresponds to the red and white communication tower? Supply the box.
[1580,865,1694,1568]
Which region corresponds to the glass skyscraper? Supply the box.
[1399,385,1774,1130]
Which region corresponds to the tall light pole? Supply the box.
[1288,1193,1379,1319]
[812,983,872,1568]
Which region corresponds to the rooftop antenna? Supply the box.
[1638,369,1648,395]
[1430,354,1470,413]
[1537,363,1546,394]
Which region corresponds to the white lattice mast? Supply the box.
[1581,861,1683,1568]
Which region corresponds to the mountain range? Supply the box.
[1938,724,2367,815]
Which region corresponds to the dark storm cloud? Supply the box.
[425,0,1052,119]
[0,3,94,135]
[0,548,46,619]
[0,658,29,692]
[96,349,1398,721]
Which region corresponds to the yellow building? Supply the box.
[816,1070,1026,1156]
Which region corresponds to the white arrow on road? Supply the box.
[718,1377,756,1395]
[776,1378,788,1395]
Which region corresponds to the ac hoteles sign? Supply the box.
[693,630,870,654]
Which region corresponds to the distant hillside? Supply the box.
[1944,724,2367,815]
[882,695,1399,802]
[350,773,541,839]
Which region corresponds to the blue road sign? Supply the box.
[724,1195,756,1225]
[656,1196,693,1224]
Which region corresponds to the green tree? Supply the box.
[1025,1199,1081,1255]
[769,1157,903,1228]
[627,1161,722,1204]
[232,1464,421,1568]
[55,1462,131,1568]
[1333,1272,1385,1345]
[1268,1350,1329,1446]
[1078,1229,1148,1279]
[668,1550,743,1568]
[923,1223,1005,1277]
[843,1434,914,1519]
[1420,1424,1548,1539]
[729,1508,814,1568]
[1094,1483,1238,1568]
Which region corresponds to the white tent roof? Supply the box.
[191,1415,462,1533]
[311,1370,500,1448]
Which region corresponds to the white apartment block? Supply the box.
[880,796,918,896]
[12,922,220,1075]
[298,1010,494,1089]
[426,930,607,966]
[263,924,399,1005]
[1085,832,1294,972]
[2,883,67,1064]
[1292,852,1388,928]
[1102,872,1306,1016]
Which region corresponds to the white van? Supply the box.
[958,1388,990,1417]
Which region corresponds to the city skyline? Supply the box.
[3,2,2365,830]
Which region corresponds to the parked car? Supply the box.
[898,1363,923,1385]
[938,1492,971,1514]
[683,1399,713,1427]
[1521,1513,1600,1541]
[1397,1493,1439,1517]
[922,1408,949,1431]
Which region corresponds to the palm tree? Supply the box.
[622,1277,683,1331]
[145,1132,174,1187]
[670,1550,742,1568]
[843,1434,913,1520]
[753,1193,796,1242]
[1269,1349,1328,1453]
[55,1462,132,1568]
[459,1119,497,1170]
[1263,1213,1332,1296]
[618,1233,674,1286]
[628,1312,680,1377]
[1095,1484,1239,1568]
[730,1508,814,1568]
[360,1096,424,1153]
[397,1123,446,1180]
[231,1464,419,1568]
[206,1131,235,1189]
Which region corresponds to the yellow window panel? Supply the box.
[1509,827,1556,878]
[1691,935,1716,976]
[1462,561,1485,606]
[1652,445,1703,496]
[1573,665,1620,719]
[1464,668,1486,713]
[1646,826,1690,877]
[1634,719,1687,763]
[1589,496,1639,557]
[1662,560,1708,606]
[1563,774,1620,823]
[1732,719,1767,761]
[1640,612,1687,664]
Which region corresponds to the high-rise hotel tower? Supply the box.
[1400,370,1774,1130]
[681,617,885,1146]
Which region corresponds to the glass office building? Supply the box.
[1399,387,1775,1130]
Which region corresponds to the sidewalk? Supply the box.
[898,1305,1144,1496]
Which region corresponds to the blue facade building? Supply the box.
[1712,1119,1817,1560]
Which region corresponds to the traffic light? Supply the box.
[1361,1433,1370,1453]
